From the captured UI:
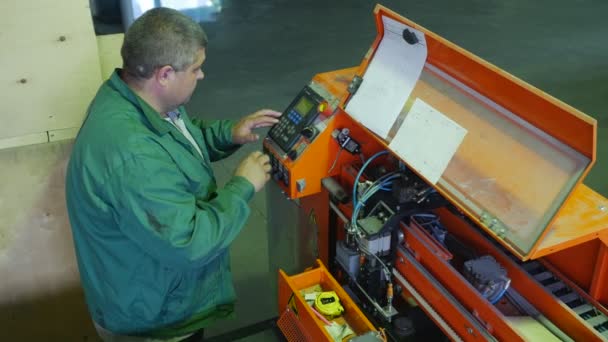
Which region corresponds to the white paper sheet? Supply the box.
[389,98,467,184]
[345,16,427,139]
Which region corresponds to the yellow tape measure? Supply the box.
[314,291,344,318]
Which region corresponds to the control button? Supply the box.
[318,102,327,112]
[283,172,289,186]
[296,179,306,192]
[288,150,298,160]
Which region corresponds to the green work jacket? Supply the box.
[65,70,254,337]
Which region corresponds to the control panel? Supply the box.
[268,85,326,153]
[264,83,338,197]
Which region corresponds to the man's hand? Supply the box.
[232,109,281,144]
[235,151,272,192]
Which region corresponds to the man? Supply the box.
[65,7,280,341]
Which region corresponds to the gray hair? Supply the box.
[121,7,208,79]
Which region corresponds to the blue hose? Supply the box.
[353,150,389,208]
[489,280,510,304]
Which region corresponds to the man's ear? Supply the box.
[155,65,175,87]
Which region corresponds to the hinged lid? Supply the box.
[343,5,598,259]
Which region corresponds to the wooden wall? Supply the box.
[0,0,101,149]
[0,0,123,339]
[0,141,98,341]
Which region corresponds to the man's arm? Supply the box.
[190,118,240,162]
[190,109,281,162]
[110,147,254,270]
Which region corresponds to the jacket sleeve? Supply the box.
[191,118,240,161]
[110,146,255,271]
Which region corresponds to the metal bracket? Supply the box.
[348,75,363,95]
[480,211,507,238]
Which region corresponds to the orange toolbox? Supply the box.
[277,259,378,341]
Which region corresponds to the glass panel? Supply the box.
[121,0,223,29]
[385,65,590,255]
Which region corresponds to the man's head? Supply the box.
[121,7,207,112]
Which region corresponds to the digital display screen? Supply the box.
[294,96,314,116]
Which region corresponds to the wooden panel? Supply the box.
[0,140,97,340]
[48,127,79,142]
[97,33,125,80]
[0,0,102,141]
[0,132,48,150]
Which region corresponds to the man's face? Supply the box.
[167,48,206,108]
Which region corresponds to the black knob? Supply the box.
[301,126,316,139]
[288,150,298,160]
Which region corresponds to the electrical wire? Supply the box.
[328,146,344,173]
[489,276,511,304]
[347,151,403,303]
[353,175,399,280]
[351,172,401,230]
[379,328,388,342]
[350,170,401,234]
[411,213,438,220]
[411,213,447,244]
[353,150,389,209]
[355,234,391,280]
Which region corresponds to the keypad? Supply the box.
[268,86,324,152]
[287,109,303,124]
[269,109,306,146]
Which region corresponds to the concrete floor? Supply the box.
[174,0,608,340]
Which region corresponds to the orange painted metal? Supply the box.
[399,222,524,341]
[541,250,608,317]
[300,67,608,339]
[369,6,596,160]
[532,184,608,258]
[277,308,313,341]
[409,218,453,262]
[543,239,601,293]
[438,207,606,341]
[278,267,331,341]
[589,237,608,304]
[261,67,356,200]
[353,5,600,260]
[304,5,607,256]
[273,4,608,340]
[312,67,357,107]
[299,190,330,265]
[277,260,376,341]
[262,110,334,198]
[542,233,608,308]
[393,249,496,341]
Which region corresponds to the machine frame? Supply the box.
[268,4,608,341]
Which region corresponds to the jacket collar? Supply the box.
[107,69,172,135]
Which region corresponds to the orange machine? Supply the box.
[266,4,608,341]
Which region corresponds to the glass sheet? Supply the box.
[384,65,590,255]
